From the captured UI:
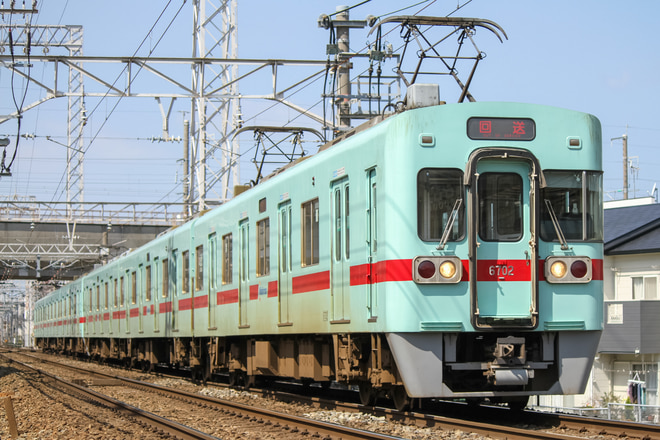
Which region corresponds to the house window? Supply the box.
[616,273,659,300]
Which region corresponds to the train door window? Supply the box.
[182,250,190,294]
[145,265,152,301]
[209,234,217,290]
[162,258,169,297]
[89,288,93,312]
[302,198,319,266]
[345,186,350,259]
[540,170,603,241]
[257,218,270,276]
[104,282,109,309]
[113,279,118,307]
[417,169,464,241]
[222,234,233,284]
[195,245,204,291]
[478,172,522,242]
[131,272,137,304]
[96,285,100,311]
[120,277,125,306]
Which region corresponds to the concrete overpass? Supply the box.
[0,199,186,281]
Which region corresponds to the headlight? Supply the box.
[439,260,457,279]
[545,256,592,283]
[550,261,567,279]
[413,256,462,284]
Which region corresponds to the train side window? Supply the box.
[131,271,137,304]
[257,218,270,276]
[417,168,465,241]
[540,170,603,242]
[222,234,233,284]
[145,265,152,301]
[182,250,190,294]
[302,198,319,266]
[196,245,204,291]
[162,258,169,298]
[120,277,125,306]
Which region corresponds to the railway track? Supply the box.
[5,350,660,440]
[2,351,404,440]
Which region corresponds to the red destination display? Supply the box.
[467,117,536,140]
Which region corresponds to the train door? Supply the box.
[467,151,540,329]
[238,219,249,327]
[331,178,350,323]
[171,250,179,332]
[153,259,160,332]
[367,168,378,321]
[208,234,217,329]
[138,266,144,333]
[278,201,292,325]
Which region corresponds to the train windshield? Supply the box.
[540,171,603,242]
[417,168,465,241]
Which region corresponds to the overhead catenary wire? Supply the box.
[48,0,188,205]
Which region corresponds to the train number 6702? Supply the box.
[489,264,514,277]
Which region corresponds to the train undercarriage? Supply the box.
[37,331,578,411]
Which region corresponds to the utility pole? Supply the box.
[612,131,629,199]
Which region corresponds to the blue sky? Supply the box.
[0,0,658,204]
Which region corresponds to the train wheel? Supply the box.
[141,360,152,373]
[390,385,411,412]
[358,381,376,406]
[228,371,242,387]
[506,396,528,412]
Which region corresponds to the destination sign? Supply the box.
[467,117,536,141]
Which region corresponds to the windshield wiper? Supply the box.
[437,198,462,250]
[544,199,569,250]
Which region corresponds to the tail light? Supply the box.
[413,256,462,284]
[545,256,592,283]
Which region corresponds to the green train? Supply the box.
[35,84,603,410]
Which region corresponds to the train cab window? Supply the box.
[302,198,320,266]
[222,234,233,284]
[478,173,523,242]
[182,250,190,294]
[195,245,204,290]
[257,218,270,276]
[417,169,465,241]
[540,171,603,242]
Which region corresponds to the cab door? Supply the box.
[467,150,540,329]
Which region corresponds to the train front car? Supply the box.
[380,90,603,409]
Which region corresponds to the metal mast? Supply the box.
[191,0,240,213]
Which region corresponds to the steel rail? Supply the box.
[8,352,406,440]
[16,351,660,440]
[2,354,220,440]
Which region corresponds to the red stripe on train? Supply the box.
[292,271,330,294]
